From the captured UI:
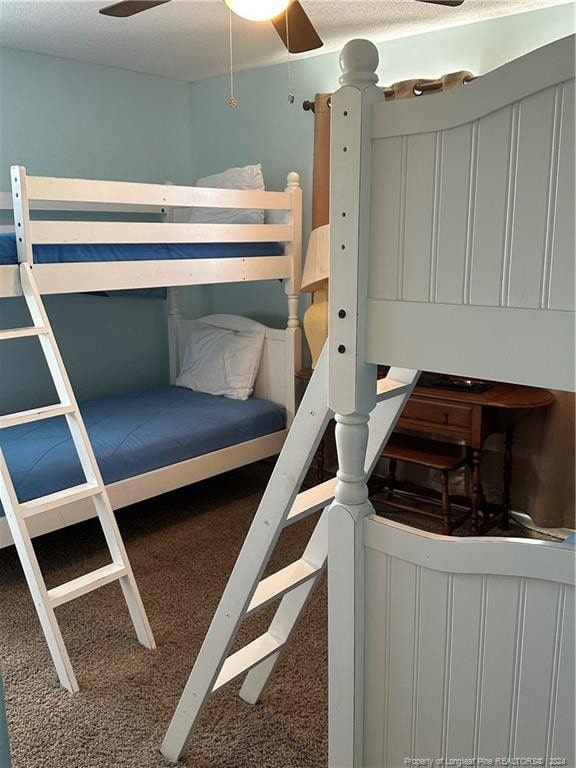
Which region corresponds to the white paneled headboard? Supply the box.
[168,305,300,424]
[331,35,575,391]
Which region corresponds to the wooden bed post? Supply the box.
[327,39,384,768]
[10,166,34,265]
[284,171,303,425]
[167,288,182,384]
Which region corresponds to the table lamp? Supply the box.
[301,224,329,368]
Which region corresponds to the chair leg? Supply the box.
[470,449,483,535]
[440,470,453,535]
[386,458,397,500]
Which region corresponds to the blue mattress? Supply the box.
[0,232,283,265]
[0,386,285,515]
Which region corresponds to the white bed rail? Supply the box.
[11,166,297,255]
[1,168,302,298]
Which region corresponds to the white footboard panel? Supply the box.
[363,516,575,767]
[365,35,575,390]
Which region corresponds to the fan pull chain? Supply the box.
[286,7,294,104]
[228,7,237,108]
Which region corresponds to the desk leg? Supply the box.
[386,459,397,500]
[470,449,482,536]
[501,425,514,530]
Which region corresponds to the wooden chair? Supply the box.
[377,433,469,535]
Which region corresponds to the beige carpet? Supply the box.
[0,463,557,768]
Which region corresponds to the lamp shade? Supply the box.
[224,0,290,22]
[301,224,329,293]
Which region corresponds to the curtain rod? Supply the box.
[302,72,476,112]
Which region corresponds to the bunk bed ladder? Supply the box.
[161,345,419,762]
[0,263,155,693]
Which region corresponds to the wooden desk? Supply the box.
[392,379,554,533]
[297,367,553,534]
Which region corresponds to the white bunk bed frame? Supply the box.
[160,35,575,766]
[0,169,302,550]
[0,168,302,690]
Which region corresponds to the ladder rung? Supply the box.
[0,326,48,341]
[377,377,412,401]
[212,633,283,693]
[285,478,337,526]
[48,563,128,608]
[20,482,101,518]
[246,559,321,617]
[0,403,74,429]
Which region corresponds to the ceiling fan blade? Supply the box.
[99,0,172,17]
[415,0,465,6]
[271,1,323,54]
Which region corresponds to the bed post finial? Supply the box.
[339,39,379,87]
[286,171,300,189]
[284,170,302,331]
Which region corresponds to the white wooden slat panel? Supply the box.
[508,88,555,308]
[444,574,483,757]
[513,579,562,759]
[368,137,403,300]
[366,300,575,391]
[469,106,511,307]
[548,80,576,311]
[0,266,21,296]
[24,257,292,295]
[435,124,473,304]
[402,133,435,301]
[412,568,449,758]
[470,576,524,756]
[363,550,388,766]
[549,587,575,762]
[0,190,165,214]
[24,175,292,210]
[385,557,417,767]
[29,221,291,245]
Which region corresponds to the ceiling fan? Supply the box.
[99,0,465,55]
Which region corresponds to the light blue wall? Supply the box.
[188,3,575,326]
[0,47,194,412]
[0,4,573,411]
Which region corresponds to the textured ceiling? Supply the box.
[0,0,572,81]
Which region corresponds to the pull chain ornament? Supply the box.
[286,7,294,104]
[228,8,238,108]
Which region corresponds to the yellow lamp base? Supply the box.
[303,287,328,369]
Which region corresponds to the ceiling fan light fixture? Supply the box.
[224,0,290,23]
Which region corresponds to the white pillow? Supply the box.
[188,164,265,225]
[176,314,266,400]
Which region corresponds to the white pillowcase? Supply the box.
[188,164,265,225]
[176,315,266,400]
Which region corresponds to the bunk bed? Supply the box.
[0,170,302,550]
[160,35,575,766]
[0,168,302,691]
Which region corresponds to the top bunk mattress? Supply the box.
[0,385,285,516]
[0,232,283,265]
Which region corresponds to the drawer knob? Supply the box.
[443,411,449,424]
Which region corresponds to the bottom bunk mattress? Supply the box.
[0,385,285,515]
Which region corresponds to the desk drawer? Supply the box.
[400,399,473,430]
